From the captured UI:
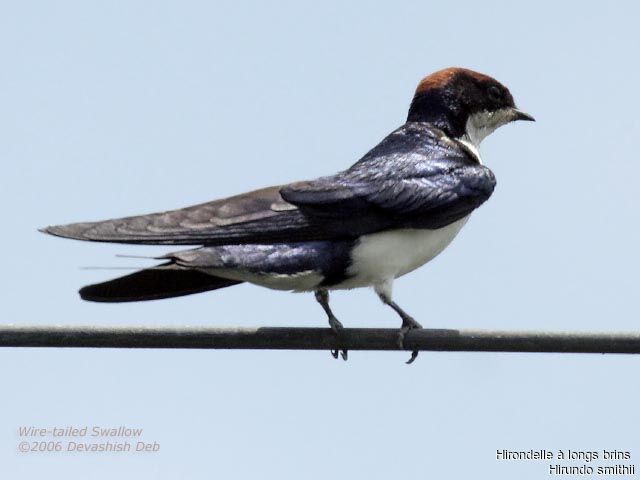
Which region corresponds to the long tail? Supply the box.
[79,263,242,302]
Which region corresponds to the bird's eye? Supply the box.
[488,85,502,101]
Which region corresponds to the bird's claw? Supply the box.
[397,316,422,364]
[330,349,348,361]
[406,350,419,364]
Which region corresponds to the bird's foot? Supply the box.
[397,316,422,364]
[328,315,344,334]
[328,315,347,361]
[396,316,422,348]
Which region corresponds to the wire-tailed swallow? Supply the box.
[42,67,533,363]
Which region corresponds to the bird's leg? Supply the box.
[314,289,347,361]
[315,289,343,332]
[375,281,421,364]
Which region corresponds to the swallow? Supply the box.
[42,67,533,363]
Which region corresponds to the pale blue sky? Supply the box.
[2,1,639,478]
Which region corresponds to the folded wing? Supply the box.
[280,164,495,230]
[42,124,495,246]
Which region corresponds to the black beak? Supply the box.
[510,108,535,122]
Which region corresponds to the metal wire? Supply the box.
[1,325,640,354]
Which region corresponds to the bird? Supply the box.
[41,67,533,363]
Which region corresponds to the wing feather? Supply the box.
[42,123,496,245]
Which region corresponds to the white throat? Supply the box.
[457,108,514,164]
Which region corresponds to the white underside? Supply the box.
[205,215,470,294]
[333,215,469,290]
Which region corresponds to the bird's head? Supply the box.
[407,67,533,147]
